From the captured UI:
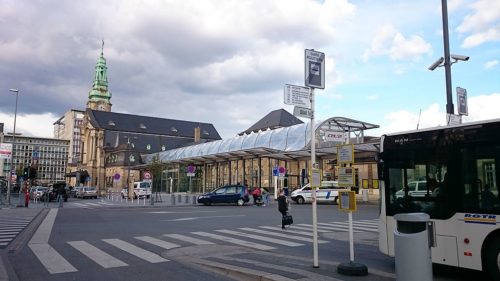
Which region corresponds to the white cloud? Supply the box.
[379,93,500,135]
[485,60,499,69]
[457,0,500,48]
[0,112,57,138]
[363,24,432,61]
[367,95,378,100]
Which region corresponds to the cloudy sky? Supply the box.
[0,0,499,139]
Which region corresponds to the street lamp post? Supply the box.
[6,88,19,205]
[428,0,469,122]
[124,136,136,199]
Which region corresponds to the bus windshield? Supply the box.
[381,121,500,219]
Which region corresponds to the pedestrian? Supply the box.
[261,187,269,207]
[24,183,30,208]
[277,189,288,229]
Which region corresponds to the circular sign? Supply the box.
[113,173,121,181]
[143,171,152,180]
[278,166,286,174]
[187,165,195,173]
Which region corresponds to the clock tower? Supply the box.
[87,42,112,112]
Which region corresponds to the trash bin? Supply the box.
[394,213,433,281]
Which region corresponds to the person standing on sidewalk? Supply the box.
[277,189,288,229]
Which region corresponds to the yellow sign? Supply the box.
[339,191,356,211]
[337,144,354,164]
[373,179,379,189]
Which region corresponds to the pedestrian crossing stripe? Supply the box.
[29,219,378,274]
[102,238,168,263]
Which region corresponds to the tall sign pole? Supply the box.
[304,49,325,268]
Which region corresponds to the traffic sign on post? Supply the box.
[305,49,325,89]
[293,106,313,119]
[284,84,311,108]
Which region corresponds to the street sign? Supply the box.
[284,84,311,108]
[272,166,279,177]
[113,173,121,182]
[143,171,152,180]
[293,106,313,119]
[311,168,322,188]
[447,114,462,126]
[0,143,12,159]
[456,87,468,116]
[305,49,325,89]
[339,191,357,211]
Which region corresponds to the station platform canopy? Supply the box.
[143,117,380,165]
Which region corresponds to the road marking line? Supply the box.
[68,241,128,268]
[102,239,168,263]
[288,224,346,233]
[134,236,181,250]
[29,243,78,274]
[259,226,318,236]
[192,231,275,251]
[239,227,329,243]
[163,234,214,245]
[216,229,303,247]
[30,208,58,244]
[86,203,101,206]
[323,222,378,232]
[0,232,18,235]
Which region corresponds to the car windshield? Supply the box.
[87,187,96,191]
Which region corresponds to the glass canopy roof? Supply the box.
[144,117,379,164]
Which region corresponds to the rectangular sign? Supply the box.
[293,106,313,119]
[0,143,12,159]
[337,144,354,164]
[311,168,322,188]
[338,167,354,187]
[456,87,468,116]
[325,131,346,142]
[447,114,462,126]
[305,49,325,89]
[339,191,356,211]
[284,84,311,108]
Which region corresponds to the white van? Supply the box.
[291,181,349,204]
[133,181,152,199]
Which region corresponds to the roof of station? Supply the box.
[143,117,380,164]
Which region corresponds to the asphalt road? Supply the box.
[2,199,489,280]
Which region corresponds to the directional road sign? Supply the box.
[293,106,313,119]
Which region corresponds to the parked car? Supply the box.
[76,186,98,199]
[121,182,152,199]
[291,181,348,204]
[30,186,48,200]
[395,181,428,198]
[197,184,249,206]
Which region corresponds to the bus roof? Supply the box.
[382,117,500,138]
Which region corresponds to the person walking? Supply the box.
[277,189,288,229]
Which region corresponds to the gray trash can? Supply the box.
[394,213,433,281]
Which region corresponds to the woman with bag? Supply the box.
[277,189,289,229]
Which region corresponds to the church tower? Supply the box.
[87,41,112,111]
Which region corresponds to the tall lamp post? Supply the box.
[6,88,19,205]
[428,0,469,121]
[124,136,137,199]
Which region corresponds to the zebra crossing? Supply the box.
[0,214,35,248]
[31,219,378,274]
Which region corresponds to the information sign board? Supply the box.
[0,143,12,160]
[284,84,311,108]
[339,191,356,211]
[311,168,322,188]
[456,87,468,116]
[338,167,354,187]
[337,144,354,164]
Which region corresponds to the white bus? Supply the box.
[378,118,500,279]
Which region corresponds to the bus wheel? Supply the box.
[484,236,500,280]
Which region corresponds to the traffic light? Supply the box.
[23,167,29,180]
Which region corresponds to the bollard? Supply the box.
[362,189,369,203]
[192,195,197,205]
[171,194,176,205]
[177,194,181,203]
[184,195,189,204]
[394,213,433,281]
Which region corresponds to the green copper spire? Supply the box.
[88,41,112,102]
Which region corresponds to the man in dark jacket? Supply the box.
[277,189,288,229]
